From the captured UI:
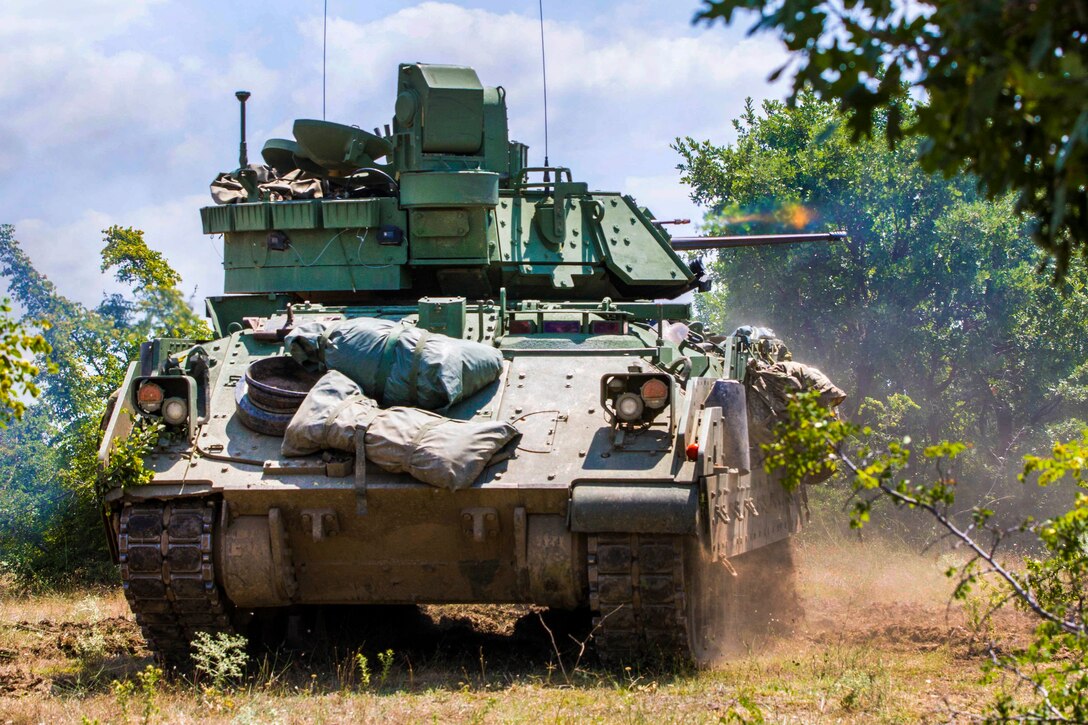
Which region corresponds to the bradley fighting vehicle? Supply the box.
[98,63,844,665]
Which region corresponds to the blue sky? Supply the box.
[0,0,786,306]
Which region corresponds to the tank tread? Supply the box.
[119,500,232,664]
[587,533,688,662]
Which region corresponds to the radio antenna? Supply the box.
[236,91,251,168]
[322,0,328,120]
[538,0,550,169]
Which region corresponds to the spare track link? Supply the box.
[119,500,232,663]
[587,533,688,661]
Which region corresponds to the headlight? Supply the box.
[131,375,196,429]
[162,397,189,426]
[600,371,672,427]
[616,392,644,422]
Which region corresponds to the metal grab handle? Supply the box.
[513,166,573,189]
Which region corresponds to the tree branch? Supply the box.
[838,449,1085,636]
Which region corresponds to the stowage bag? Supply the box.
[281,371,380,457]
[211,166,322,204]
[365,407,519,490]
[281,370,519,489]
[285,318,503,410]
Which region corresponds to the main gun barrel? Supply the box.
[670,231,846,251]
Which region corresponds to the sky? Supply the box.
[0,0,787,308]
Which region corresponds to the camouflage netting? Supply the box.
[285,318,504,410]
[282,371,518,490]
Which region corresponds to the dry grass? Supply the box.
[0,521,1036,724]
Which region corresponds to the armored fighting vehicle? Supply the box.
[98,63,844,665]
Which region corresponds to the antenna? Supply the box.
[235,91,251,168]
[538,0,550,171]
[322,0,328,120]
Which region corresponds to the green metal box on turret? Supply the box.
[101,61,844,668]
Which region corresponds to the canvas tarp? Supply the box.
[211,166,323,204]
[364,408,519,490]
[281,371,380,457]
[285,318,504,410]
[281,370,519,489]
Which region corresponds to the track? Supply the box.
[587,533,689,662]
[118,500,233,664]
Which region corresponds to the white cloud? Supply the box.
[12,213,123,308]
[0,0,163,44]
[13,193,221,310]
[1,1,786,310]
[0,2,280,178]
[0,49,187,151]
[204,53,283,101]
[287,1,786,201]
[624,173,705,238]
[124,195,224,302]
[303,2,785,130]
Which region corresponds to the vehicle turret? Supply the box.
[201,63,699,309]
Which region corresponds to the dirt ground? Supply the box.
[0,525,1036,724]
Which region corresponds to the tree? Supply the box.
[0,224,208,588]
[696,0,1088,278]
[0,297,50,427]
[771,390,1088,721]
[686,88,1088,721]
[674,96,1088,467]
